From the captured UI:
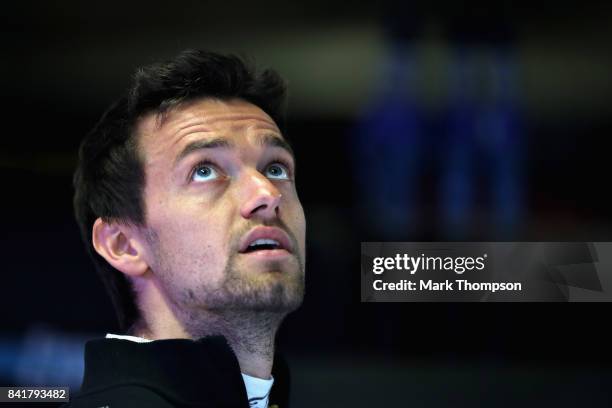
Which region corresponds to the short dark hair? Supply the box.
[73,49,288,332]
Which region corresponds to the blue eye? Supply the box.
[265,163,289,180]
[191,164,219,182]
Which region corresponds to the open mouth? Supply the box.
[243,238,283,253]
[239,226,293,255]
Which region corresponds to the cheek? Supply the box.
[147,200,233,276]
[163,216,226,255]
[152,223,229,291]
[289,201,307,251]
[297,204,306,235]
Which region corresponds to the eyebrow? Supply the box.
[257,134,295,159]
[174,134,295,167]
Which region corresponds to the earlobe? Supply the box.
[92,218,149,277]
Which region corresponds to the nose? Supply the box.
[239,170,282,220]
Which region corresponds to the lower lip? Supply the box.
[240,249,292,260]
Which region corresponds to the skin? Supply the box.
[92,98,306,379]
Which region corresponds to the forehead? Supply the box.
[135,98,282,161]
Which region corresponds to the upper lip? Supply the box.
[239,226,293,253]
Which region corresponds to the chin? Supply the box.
[231,278,304,313]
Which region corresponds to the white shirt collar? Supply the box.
[105,333,152,343]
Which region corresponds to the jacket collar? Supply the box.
[80,335,289,407]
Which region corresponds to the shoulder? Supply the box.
[61,384,177,408]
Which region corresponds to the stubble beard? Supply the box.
[185,254,305,352]
[144,227,305,342]
[206,252,305,313]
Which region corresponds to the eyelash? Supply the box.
[268,157,294,179]
[189,160,218,182]
[188,158,294,182]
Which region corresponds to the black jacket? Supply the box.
[63,336,290,408]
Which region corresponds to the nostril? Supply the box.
[250,204,268,215]
[240,184,283,219]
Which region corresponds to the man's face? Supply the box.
[135,98,305,316]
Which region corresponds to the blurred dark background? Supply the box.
[2,1,612,406]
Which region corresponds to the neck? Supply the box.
[194,310,282,379]
[130,275,283,379]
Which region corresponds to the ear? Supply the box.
[92,217,149,277]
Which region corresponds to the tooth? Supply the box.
[249,238,279,247]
